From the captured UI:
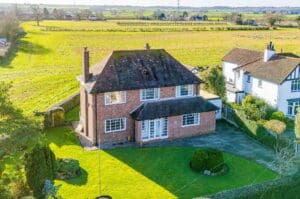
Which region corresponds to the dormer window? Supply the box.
[105,91,126,105]
[176,84,193,97]
[141,88,160,101]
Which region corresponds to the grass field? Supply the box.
[45,127,277,199]
[0,20,299,115]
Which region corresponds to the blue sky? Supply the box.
[0,0,300,7]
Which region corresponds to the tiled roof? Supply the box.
[130,96,218,121]
[249,55,300,84]
[82,49,203,93]
[222,48,263,66]
[223,47,300,84]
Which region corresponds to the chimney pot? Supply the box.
[264,42,276,62]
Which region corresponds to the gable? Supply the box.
[286,65,300,81]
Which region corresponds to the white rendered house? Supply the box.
[222,42,300,117]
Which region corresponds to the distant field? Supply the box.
[0,20,299,115]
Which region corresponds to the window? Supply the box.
[288,100,300,116]
[182,113,200,127]
[291,80,300,92]
[176,85,193,97]
[105,91,126,105]
[105,118,126,133]
[140,88,159,101]
[141,118,168,141]
[246,75,251,83]
[258,80,262,88]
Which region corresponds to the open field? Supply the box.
[0,20,299,115]
[45,126,277,199]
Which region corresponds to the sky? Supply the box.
[0,0,300,7]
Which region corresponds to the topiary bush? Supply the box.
[57,158,81,180]
[206,148,225,173]
[190,148,225,174]
[190,149,208,172]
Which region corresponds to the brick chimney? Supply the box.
[264,41,276,62]
[82,47,90,83]
[145,43,150,50]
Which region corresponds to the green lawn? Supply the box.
[0,21,299,115]
[45,127,277,199]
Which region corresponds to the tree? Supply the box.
[25,144,57,199]
[31,5,42,26]
[265,13,283,27]
[52,8,65,20]
[201,65,226,99]
[264,119,286,152]
[296,15,300,28]
[182,11,189,18]
[0,11,19,41]
[95,12,105,20]
[43,8,50,19]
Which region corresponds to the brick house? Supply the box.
[77,46,218,146]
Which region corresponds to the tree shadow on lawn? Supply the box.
[45,126,82,148]
[0,33,51,68]
[59,167,88,186]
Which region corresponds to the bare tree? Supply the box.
[31,5,42,26]
[274,147,296,176]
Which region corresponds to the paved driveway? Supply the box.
[145,120,297,174]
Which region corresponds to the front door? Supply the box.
[141,117,168,141]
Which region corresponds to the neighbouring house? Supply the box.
[64,14,73,20]
[222,42,300,118]
[88,15,97,21]
[77,45,219,146]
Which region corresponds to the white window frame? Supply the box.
[176,84,193,97]
[182,113,200,127]
[140,88,160,101]
[105,118,126,133]
[104,91,126,105]
[141,117,168,141]
[291,80,300,92]
[287,100,300,117]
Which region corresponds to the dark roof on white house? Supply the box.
[82,49,203,93]
[223,48,300,84]
[130,96,219,121]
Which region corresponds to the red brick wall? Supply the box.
[81,84,210,144]
[135,111,216,145]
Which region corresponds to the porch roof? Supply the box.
[130,96,219,121]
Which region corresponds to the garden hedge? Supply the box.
[203,171,300,199]
[233,109,291,151]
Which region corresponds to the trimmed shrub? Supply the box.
[190,149,208,172]
[206,148,225,173]
[57,158,81,180]
[24,144,57,199]
[233,109,291,151]
[190,148,225,173]
[270,111,286,123]
[242,95,275,120]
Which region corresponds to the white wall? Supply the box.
[226,91,236,103]
[223,62,238,84]
[208,99,222,119]
[278,80,300,115]
[235,69,244,91]
[251,77,279,107]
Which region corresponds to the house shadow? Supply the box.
[104,147,202,198]
[60,167,88,186]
